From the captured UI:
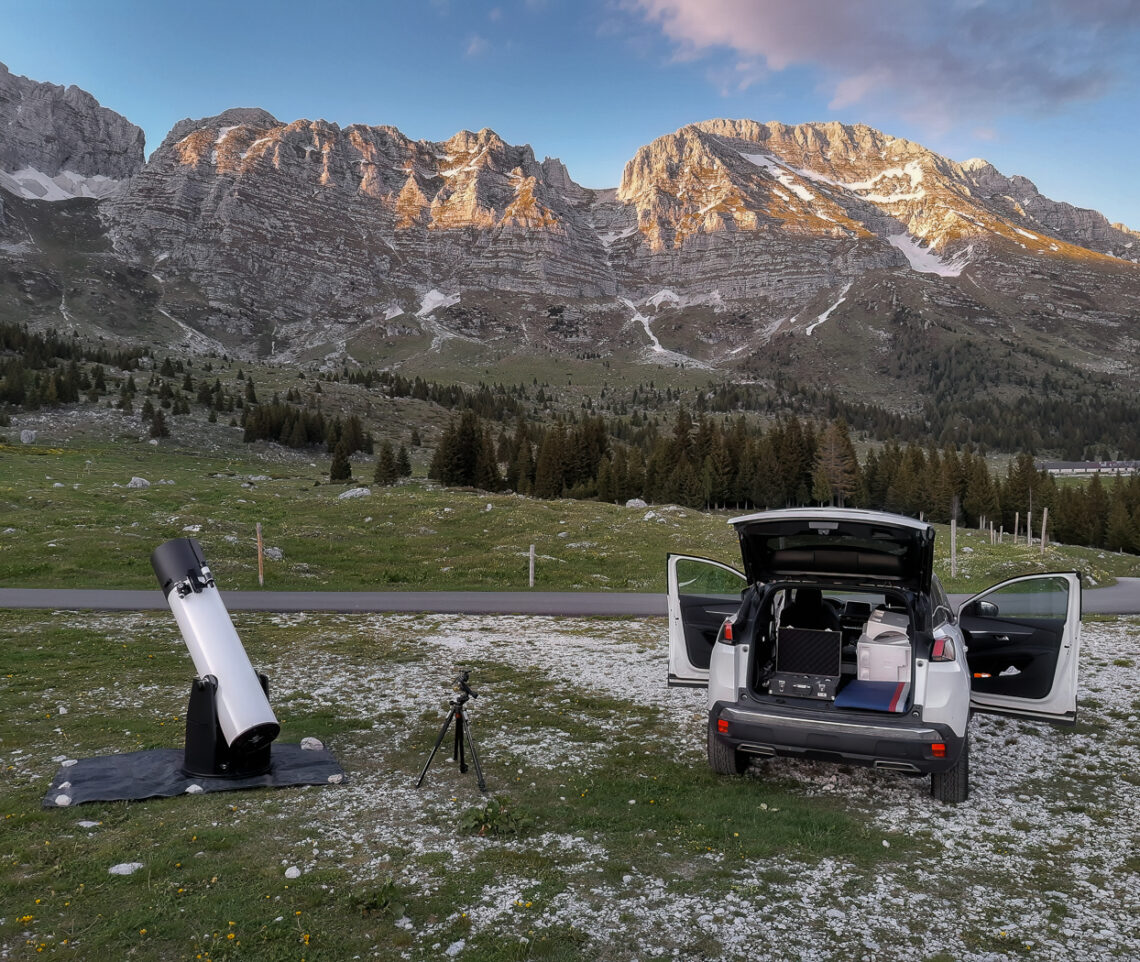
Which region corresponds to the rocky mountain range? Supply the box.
[2,61,1138,416]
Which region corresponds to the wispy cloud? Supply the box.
[465,33,491,57]
[632,0,1140,126]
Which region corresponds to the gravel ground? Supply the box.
[11,612,1138,960]
[263,614,1140,962]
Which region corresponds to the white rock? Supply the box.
[127,476,150,488]
[54,794,72,807]
[20,429,37,443]
[264,546,284,561]
[109,862,144,875]
[301,736,324,751]
[626,498,648,508]
[446,940,466,957]
[285,865,301,879]
[182,524,201,532]
[338,486,371,500]
[327,773,344,784]
[61,759,77,767]
[53,482,64,488]
[185,784,204,795]
[77,820,101,828]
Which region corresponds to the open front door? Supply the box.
[958,572,1081,724]
[667,554,746,687]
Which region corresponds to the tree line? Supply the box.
[426,407,1140,555]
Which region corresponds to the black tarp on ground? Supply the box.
[42,743,345,808]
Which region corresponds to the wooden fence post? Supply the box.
[950,517,957,579]
[529,544,535,588]
[256,522,264,587]
[1040,507,1049,554]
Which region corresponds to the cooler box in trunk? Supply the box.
[857,630,911,682]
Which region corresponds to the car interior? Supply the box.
[751,585,915,712]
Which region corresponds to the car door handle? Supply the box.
[995,634,1009,643]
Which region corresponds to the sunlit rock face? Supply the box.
[2,63,1137,386]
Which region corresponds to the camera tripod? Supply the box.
[415,670,487,792]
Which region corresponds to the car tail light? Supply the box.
[931,743,946,758]
[717,718,730,734]
[722,619,734,643]
[931,636,956,662]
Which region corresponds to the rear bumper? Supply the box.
[710,699,966,774]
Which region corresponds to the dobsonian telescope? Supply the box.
[151,538,280,778]
[416,669,487,792]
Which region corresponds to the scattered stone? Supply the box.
[77,820,101,829]
[285,866,301,879]
[159,479,176,485]
[54,794,72,807]
[182,524,201,532]
[53,482,64,488]
[109,862,144,875]
[301,736,324,751]
[484,503,493,512]
[338,487,371,500]
[264,546,284,561]
[445,940,466,957]
[61,759,77,768]
[20,429,37,444]
[185,784,204,795]
[326,773,344,784]
[626,498,648,508]
[127,476,150,488]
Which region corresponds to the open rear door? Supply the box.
[667,554,746,687]
[958,572,1081,724]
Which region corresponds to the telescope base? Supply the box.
[183,673,274,779]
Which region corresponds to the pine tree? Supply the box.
[373,442,397,485]
[149,408,170,438]
[329,441,352,482]
[396,444,412,478]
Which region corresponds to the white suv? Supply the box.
[667,508,1081,803]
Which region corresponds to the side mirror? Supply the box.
[961,599,999,619]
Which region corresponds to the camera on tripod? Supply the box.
[416,667,487,792]
[453,669,476,700]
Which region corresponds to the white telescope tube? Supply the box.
[152,538,280,751]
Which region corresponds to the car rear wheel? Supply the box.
[930,735,969,803]
[707,722,749,775]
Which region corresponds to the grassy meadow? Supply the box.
[2,429,1138,596]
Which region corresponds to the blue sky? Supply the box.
[4,0,1140,228]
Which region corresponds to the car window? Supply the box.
[970,576,1071,620]
[674,558,744,596]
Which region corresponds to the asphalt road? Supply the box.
[1,580,1139,615]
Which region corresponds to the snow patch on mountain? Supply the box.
[888,234,971,277]
[794,160,926,203]
[740,153,816,202]
[643,289,725,310]
[416,290,460,317]
[0,166,123,201]
[805,283,852,336]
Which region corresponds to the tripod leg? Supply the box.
[462,712,488,793]
[454,710,468,773]
[415,707,457,788]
